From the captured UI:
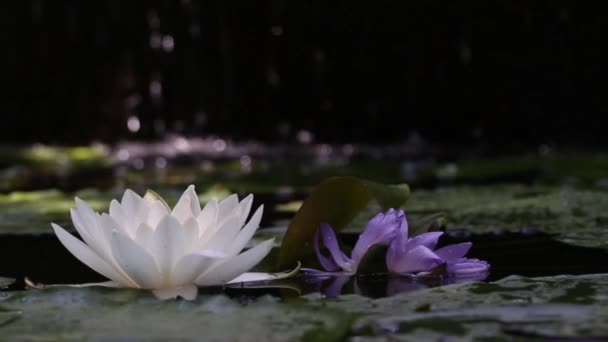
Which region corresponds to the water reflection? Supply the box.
[223,271,489,300]
[301,272,489,299]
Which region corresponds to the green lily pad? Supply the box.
[0,186,232,234]
[120,158,406,195]
[406,184,608,249]
[0,287,350,341]
[305,273,608,340]
[0,189,110,234]
[411,154,608,187]
[0,145,113,193]
[0,277,15,288]
[0,145,110,170]
[278,177,410,269]
[2,274,608,340]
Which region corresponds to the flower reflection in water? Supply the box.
[302,271,489,298]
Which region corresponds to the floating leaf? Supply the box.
[227,262,301,284]
[0,287,350,340]
[305,273,608,340]
[279,177,409,268]
[0,277,15,289]
[406,185,608,249]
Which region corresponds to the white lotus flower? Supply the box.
[51,185,277,300]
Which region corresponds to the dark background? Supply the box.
[3,1,605,146]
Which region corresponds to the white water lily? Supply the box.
[51,185,278,300]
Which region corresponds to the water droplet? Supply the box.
[174,136,190,152]
[117,149,130,161]
[213,139,226,152]
[162,35,174,52]
[149,80,162,97]
[127,116,141,133]
[297,130,313,144]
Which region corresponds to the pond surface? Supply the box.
[2,143,608,340]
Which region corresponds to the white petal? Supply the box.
[152,284,198,300]
[144,189,171,211]
[70,208,95,249]
[201,215,241,252]
[182,218,201,253]
[62,281,122,288]
[72,281,122,288]
[197,199,218,237]
[52,223,135,287]
[74,197,99,232]
[217,194,239,220]
[96,213,121,257]
[26,279,122,289]
[135,222,155,251]
[227,273,274,284]
[111,231,162,289]
[119,190,150,235]
[195,238,274,286]
[109,199,129,230]
[225,205,263,256]
[147,200,170,228]
[72,206,118,265]
[148,215,185,280]
[172,185,201,223]
[121,189,142,214]
[95,214,140,286]
[227,262,299,284]
[236,194,254,228]
[170,252,224,286]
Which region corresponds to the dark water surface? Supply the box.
[2,230,607,298]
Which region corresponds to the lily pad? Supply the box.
[411,154,608,187]
[0,190,109,234]
[304,273,608,340]
[4,274,606,340]
[0,277,15,288]
[0,186,232,234]
[406,184,608,249]
[0,145,113,192]
[278,177,409,268]
[0,287,350,341]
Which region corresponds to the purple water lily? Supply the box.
[312,208,489,278]
[386,213,489,277]
[313,208,405,274]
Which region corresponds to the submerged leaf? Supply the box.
[279,177,409,269]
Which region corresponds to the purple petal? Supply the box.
[387,244,443,274]
[350,209,403,263]
[317,223,354,272]
[434,242,472,263]
[403,231,444,253]
[313,228,340,272]
[386,229,407,272]
[447,258,490,275]
[398,209,408,238]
